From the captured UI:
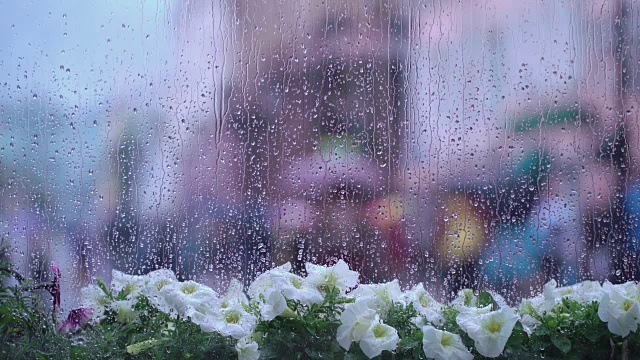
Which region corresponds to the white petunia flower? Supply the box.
[111,270,146,299]
[515,280,560,335]
[457,306,519,358]
[276,272,324,305]
[259,287,289,321]
[248,263,292,300]
[350,280,405,316]
[544,279,604,307]
[359,315,400,359]
[222,279,249,308]
[518,279,604,335]
[336,300,377,350]
[141,269,178,315]
[249,263,323,306]
[564,280,604,306]
[404,283,444,326]
[81,284,110,322]
[517,280,577,334]
[160,280,220,319]
[598,281,640,337]
[422,325,473,360]
[206,279,254,332]
[518,292,547,334]
[235,336,260,360]
[305,259,359,295]
[109,299,137,323]
[451,289,479,310]
[242,272,293,321]
[200,302,257,339]
[144,269,177,293]
[452,288,508,314]
[539,279,562,311]
[455,304,492,326]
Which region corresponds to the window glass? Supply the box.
[1,0,639,303]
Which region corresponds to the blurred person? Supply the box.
[478,159,617,299]
[409,0,581,295]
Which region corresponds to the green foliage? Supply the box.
[0,239,234,360]
[1,243,639,360]
[0,240,70,359]
[256,288,429,360]
[256,286,347,359]
[382,303,426,360]
[509,298,630,360]
[477,292,497,310]
[61,291,236,360]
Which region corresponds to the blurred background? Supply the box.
[1,0,640,306]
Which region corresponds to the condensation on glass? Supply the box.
[1,0,639,304]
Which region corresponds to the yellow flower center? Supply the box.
[156,279,170,291]
[441,333,454,347]
[486,318,502,334]
[624,300,634,312]
[324,272,339,288]
[123,283,139,294]
[419,294,432,308]
[181,283,199,295]
[290,277,303,289]
[225,310,241,324]
[372,324,387,338]
[558,288,573,296]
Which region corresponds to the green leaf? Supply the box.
[534,326,549,336]
[551,335,571,354]
[96,278,113,300]
[0,304,13,328]
[398,337,421,351]
[305,324,316,335]
[583,328,603,342]
[505,326,528,352]
[477,291,495,308]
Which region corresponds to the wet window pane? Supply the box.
[1,0,640,303]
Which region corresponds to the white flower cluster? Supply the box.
[81,260,359,360]
[81,269,180,324]
[82,268,260,360]
[81,262,640,360]
[519,279,640,338]
[405,287,518,360]
[337,280,403,358]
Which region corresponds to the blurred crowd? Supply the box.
[2,0,640,305]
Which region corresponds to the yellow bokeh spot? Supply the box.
[439,196,484,261]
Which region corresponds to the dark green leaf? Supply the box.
[551,335,571,353]
[477,291,495,308]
